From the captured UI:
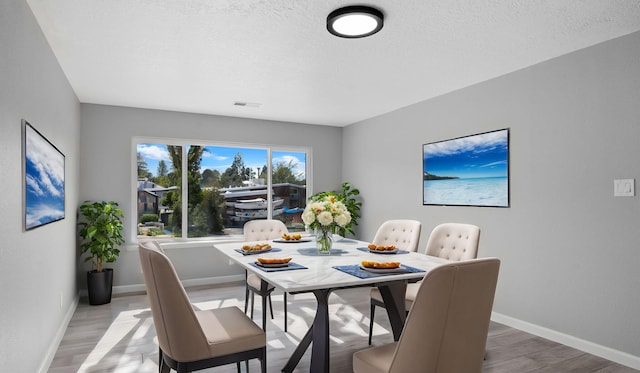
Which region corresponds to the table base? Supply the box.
[282,281,407,373]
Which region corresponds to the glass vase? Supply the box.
[316,227,333,255]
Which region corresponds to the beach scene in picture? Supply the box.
[24,122,65,230]
[423,129,509,207]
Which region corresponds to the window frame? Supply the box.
[132,136,311,243]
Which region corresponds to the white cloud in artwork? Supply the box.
[26,174,45,196]
[479,160,508,168]
[424,130,507,157]
[26,125,64,198]
[26,203,64,228]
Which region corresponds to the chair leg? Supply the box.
[284,292,288,332]
[250,291,255,319]
[244,286,250,314]
[368,302,376,345]
[236,361,241,373]
[268,294,274,319]
[261,293,268,331]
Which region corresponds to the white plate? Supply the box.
[272,238,312,243]
[242,247,272,254]
[256,261,290,268]
[359,265,406,273]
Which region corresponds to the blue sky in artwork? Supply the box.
[137,143,306,181]
[25,124,65,229]
[423,129,508,179]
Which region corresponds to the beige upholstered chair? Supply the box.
[423,223,481,260]
[370,220,422,252]
[354,258,500,373]
[243,219,289,331]
[368,223,480,344]
[138,240,266,373]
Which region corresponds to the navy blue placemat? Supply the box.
[356,247,410,255]
[249,261,307,272]
[234,248,283,256]
[297,247,351,256]
[333,264,424,279]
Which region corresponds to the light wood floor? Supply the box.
[49,283,637,372]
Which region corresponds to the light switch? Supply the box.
[614,179,635,197]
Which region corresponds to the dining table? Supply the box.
[214,236,450,373]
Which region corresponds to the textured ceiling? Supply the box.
[26,0,640,126]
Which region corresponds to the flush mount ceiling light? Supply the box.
[327,5,383,38]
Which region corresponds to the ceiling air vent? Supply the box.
[233,101,261,108]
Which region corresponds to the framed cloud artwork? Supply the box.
[423,128,509,207]
[23,120,65,230]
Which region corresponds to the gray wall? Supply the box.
[0,1,81,371]
[343,31,640,363]
[79,104,343,289]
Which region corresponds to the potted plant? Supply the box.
[78,201,124,305]
[308,182,362,237]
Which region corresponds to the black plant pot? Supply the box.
[87,268,114,305]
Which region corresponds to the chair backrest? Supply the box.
[389,258,500,373]
[138,240,210,362]
[371,220,422,252]
[425,223,480,261]
[243,219,289,241]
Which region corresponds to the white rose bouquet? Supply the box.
[302,195,352,232]
[301,195,351,253]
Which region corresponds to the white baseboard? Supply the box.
[491,312,640,370]
[38,295,79,373]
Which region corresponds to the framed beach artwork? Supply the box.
[423,128,509,207]
[23,120,65,230]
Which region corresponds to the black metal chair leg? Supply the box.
[244,270,250,315]
[261,292,268,331]
[268,294,274,319]
[284,292,288,332]
[368,302,376,345]
[250,291,255,319]
[244,286,250,314]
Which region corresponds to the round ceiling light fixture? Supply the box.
[327,5,384,38]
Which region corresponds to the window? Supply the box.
[271,150,307,230]
[135,140,308,241]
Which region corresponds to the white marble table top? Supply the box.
[214,238,450,294]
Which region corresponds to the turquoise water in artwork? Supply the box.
[423,177,508,206]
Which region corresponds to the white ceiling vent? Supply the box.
[233,101,261,108]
